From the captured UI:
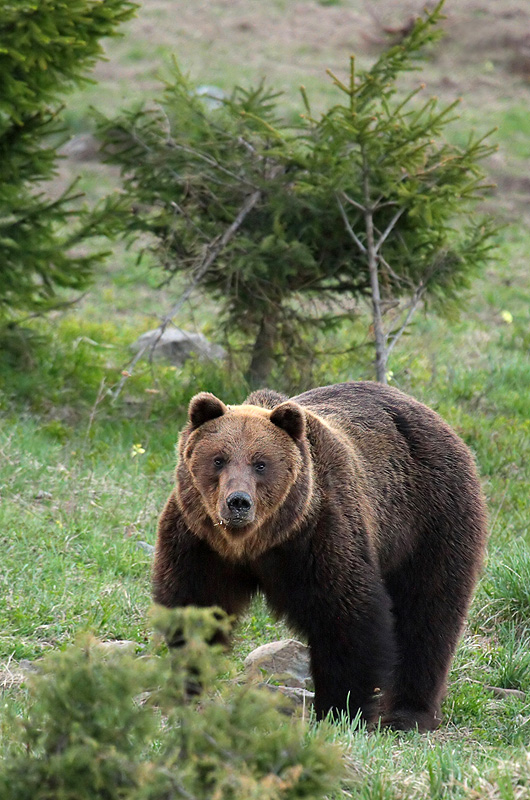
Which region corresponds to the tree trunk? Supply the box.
[363,171,388,384]
[247,312,278,389]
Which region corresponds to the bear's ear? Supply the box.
[188,392,227,430]
[270,402,305,442]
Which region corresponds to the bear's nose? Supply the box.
[226,491,253,514]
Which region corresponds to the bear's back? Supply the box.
[293,381,431,428]
[292,381,466,469]
[290,382,484,571]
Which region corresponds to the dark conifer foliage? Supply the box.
[0,0,136,319]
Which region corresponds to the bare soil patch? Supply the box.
[60,1,530,219]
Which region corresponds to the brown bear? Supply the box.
[153,381,488,731]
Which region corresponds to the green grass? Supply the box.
[1,218,529,796]
[495,106,530,160]
[0,419,159,659]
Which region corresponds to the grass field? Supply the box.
[1,0,530,796]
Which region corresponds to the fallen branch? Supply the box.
[485,685,526,701]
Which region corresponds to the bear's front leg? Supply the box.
[308,582,396,724]
[255,530,397,726]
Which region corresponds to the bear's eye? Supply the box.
[254,460,266,474]
[213,456,225,470]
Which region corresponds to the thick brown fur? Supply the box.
[153,381,488,731]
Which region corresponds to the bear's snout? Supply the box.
[222,491,255,528]
[227,491,253,513]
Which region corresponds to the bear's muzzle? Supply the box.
[221,491,255,529]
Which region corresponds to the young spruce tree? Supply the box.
[0,0,136,321]
[100,0,496,386]
[0,608,344,800]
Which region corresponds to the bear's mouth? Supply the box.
[217,513,255,534]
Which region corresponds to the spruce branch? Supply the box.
[112,185,264,401]
[374,207,406,254]
[336,193,367,254]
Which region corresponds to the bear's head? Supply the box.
[176,392,313,560]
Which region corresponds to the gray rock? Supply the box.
[34,490,53,501]
[18,659,40,673]
[131,327,226,367]
[59,133,101,162]
[243,639,312,689]
[262,684,315,716]
[195,85,226,110]
[0,658,40,689]
[97,640,140,653]
[136,541,155,555]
